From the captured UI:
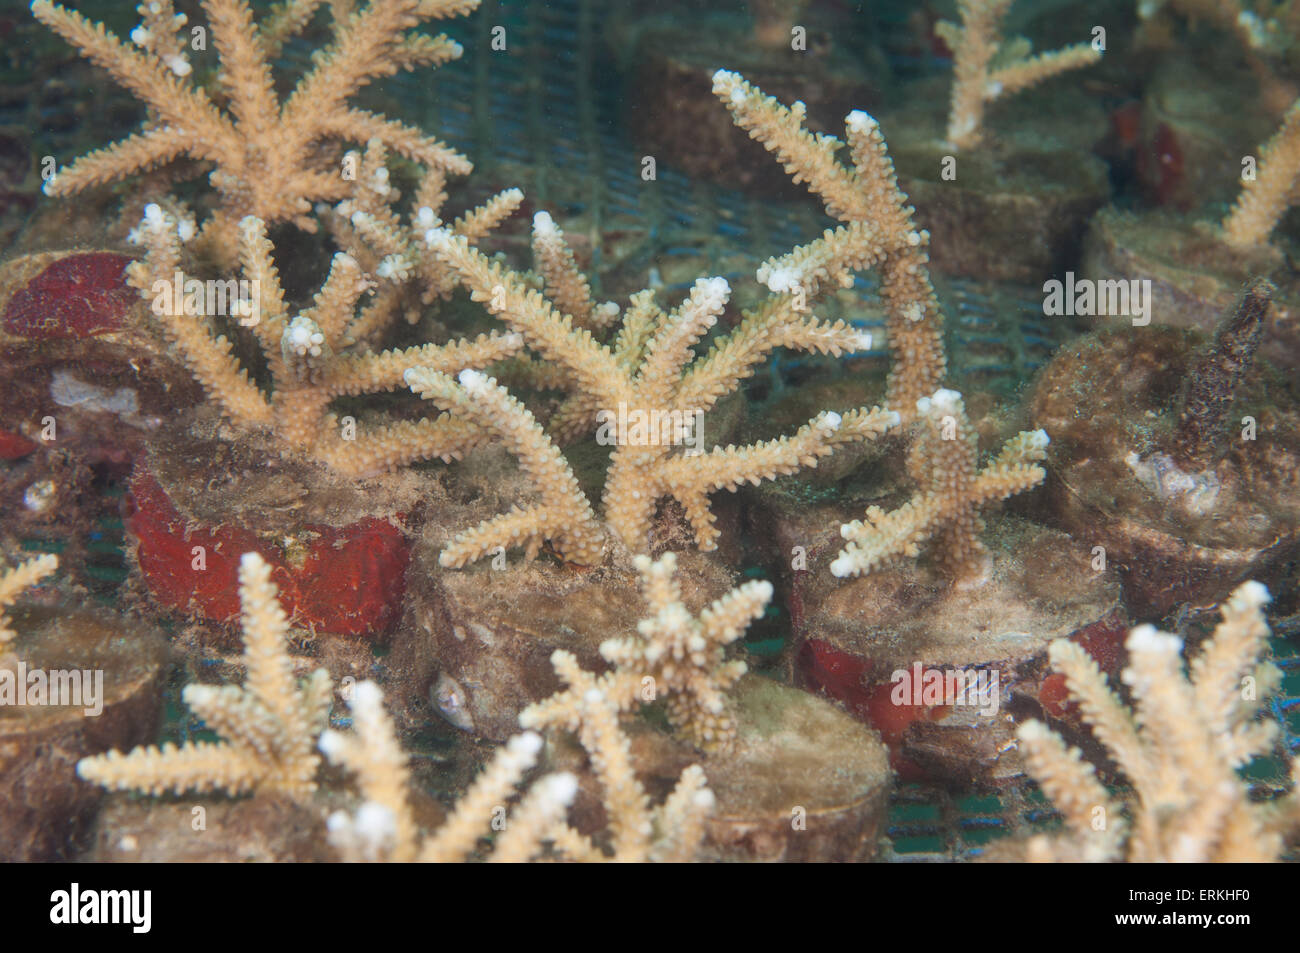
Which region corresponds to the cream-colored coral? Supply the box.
[405,368,606,567]
[127,203,522,478]
[322,678,712,862]
[77,552,332,801]
[530,212,620,335]
[939,0,1101,149]
[830,388,1048,584]
[33,0,477,265]
[422,230,898,556]
[1222,98,1300,249]
[0,554,58,663]
[521,552,766,753]
[1016,581,1291,862]
[321,138,524,343]
[713,71,946,418]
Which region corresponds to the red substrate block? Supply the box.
[2,253,136,339]
[127,468,410,639]
[798,639,948,780]
[0,427,37,459]
[1037,609,1130,719]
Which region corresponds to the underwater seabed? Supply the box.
[0,0,1298,866]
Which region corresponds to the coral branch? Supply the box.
[940,0,1101,149]
[78,553,332,801]
[831,389,1048,584]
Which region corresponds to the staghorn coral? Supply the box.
[1221,99,1300,249]
[126,202,523,478]
[406,368,606,567]
[320,138,525,343]
[32,0,478,265]
[414,233,897,558]
[520,552,767,753]
[1014,581,1294,862]
[322,679,713,862]
[0,554,59,664]
[713,70,947,419]
[77,552,332,801]
[830,388,1049,585]
[938,0,1102,150]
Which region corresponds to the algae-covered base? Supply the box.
[700,675,891,862]
[1031,326,1300,618]
[0,607,167,860]
[795,516,1121,786]
[126,408,429,653]
[395,504,735,738]
[890,133,1111,283]
[87,794,330,863]
[559,674,892,862]
[1082,208,1300,371]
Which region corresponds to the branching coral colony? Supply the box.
[324,679,713,862]
[830,389,1050,585]
[1014,582,1300,862]
[938,0,1102,149]
[32,0,481,266]
[33,1,528,480]
[126,196,522,479]
[404,71,988,563]
[78,552,333,800]
[519,552,768,753]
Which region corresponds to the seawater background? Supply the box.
[7,0,1299,860]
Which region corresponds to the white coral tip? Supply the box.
[696,276,731,309]
[354,802,397,843]
[929,388,962,413]
[1234,580,1271,607]
[538,772,579,806]
[352,680,382,708]
[318,730,345,758]
[763,266,796,293]
[532,211,556,236]
[509,731,543,757]
[424,227,452,249]
[845,109,877,132]
[829,556,854,578]
[1127,624,1181,656]
[820,411,842,432]
[458,368,489,392]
